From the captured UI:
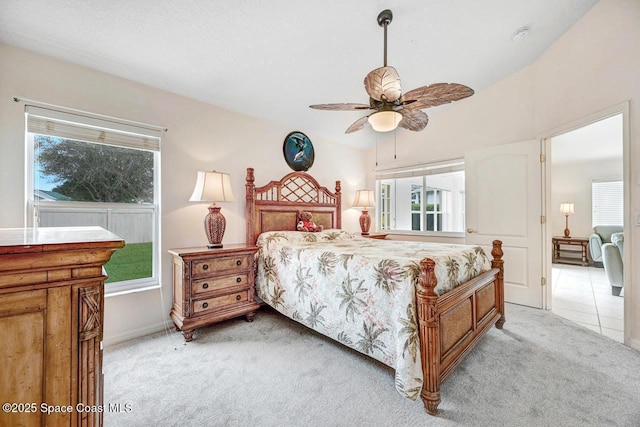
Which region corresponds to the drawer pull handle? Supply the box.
[236,260,242,266]
[203,302,209,309]
[203,264,209,271]
[236,277,242,283]
[235,295,241,301]
[202,283,209,289]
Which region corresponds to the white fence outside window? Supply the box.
[36,203,154,244]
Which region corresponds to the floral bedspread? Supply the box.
[254,229,491,400]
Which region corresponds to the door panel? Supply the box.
[466,140,543,308]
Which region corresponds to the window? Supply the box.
[411,184,422,230]
[26,106,162,294]
[376,160,465,234]
[592,180,623,227]
[379,183,392,230]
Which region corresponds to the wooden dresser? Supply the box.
[169,244,260,342]
[0,226,124,427]
[364,233,388,240]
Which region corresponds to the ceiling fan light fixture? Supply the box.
[368,110,402,132]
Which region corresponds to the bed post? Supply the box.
[335,181,342,229]
[246,168,255,245]
[416,258,441,415]
[491,240,505,329]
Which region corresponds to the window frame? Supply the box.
[25,107,163,295]
[375,159,466,238]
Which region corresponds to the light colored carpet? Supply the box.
[103,303,640,426]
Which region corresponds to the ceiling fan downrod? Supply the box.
[377,9,393,67]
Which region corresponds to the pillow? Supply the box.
[257,229,355,246]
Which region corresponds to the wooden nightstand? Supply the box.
[364,233,388,240]
[169,244,260,341]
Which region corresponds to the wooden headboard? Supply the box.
[245,168,342,244]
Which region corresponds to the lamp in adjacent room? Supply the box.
[560,202,574,238]
[353,189,376,235]
[190,171,236,248]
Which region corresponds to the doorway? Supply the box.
[547,112,625,342]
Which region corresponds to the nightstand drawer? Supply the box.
[192,255,251,276]
[193,290,248,314]
[192,273,249,295]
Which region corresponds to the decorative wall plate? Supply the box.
[283,131,314,171]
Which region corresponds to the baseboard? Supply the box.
[628,337,640,352]
[103,319,173,347]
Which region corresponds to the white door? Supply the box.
[465,140,544,308]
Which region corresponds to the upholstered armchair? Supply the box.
[589,225,623,267]
[602,233,624,296]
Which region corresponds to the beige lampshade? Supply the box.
[353,190,375,209]
[559,203,574,215]
[368,110,402,132]
[189,171,236,203]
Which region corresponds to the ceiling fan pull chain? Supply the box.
[393,128,398,160]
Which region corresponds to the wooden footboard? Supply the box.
[416,240,504,415]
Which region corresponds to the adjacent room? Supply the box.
[550,114,625,342]
[0,1,639,426]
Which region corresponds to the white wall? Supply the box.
[366,0,640,349]
[551,159,622,240]
[0,43,366,345]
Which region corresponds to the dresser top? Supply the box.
[0,226,124,254]
[168,243,258,258]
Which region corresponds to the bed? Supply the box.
[245,167,505,415]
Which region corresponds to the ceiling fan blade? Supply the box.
[399,109,429,131]
[401,83,474,110]
[309,103,371,111]
[364,66,402,102]
[345,116,370,134]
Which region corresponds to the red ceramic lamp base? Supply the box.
[205,203,226,248]
[359,209,371,235]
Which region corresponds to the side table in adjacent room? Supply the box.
[552,236,589,266]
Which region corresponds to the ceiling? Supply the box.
[0,0,598,150]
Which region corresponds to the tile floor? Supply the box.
[551,263,624,343]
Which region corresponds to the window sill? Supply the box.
[105,279,160,297]
[381,230,466,239]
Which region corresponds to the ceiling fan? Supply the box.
[310,9,474,134]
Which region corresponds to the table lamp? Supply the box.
[560,202,574,238]
[353,189,375,235]
[190,171,235,248]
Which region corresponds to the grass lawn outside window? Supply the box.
[104,242,152,283]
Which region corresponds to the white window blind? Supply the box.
[592,180,623,226]
[375,159,464,180]
[26,106,161,152]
